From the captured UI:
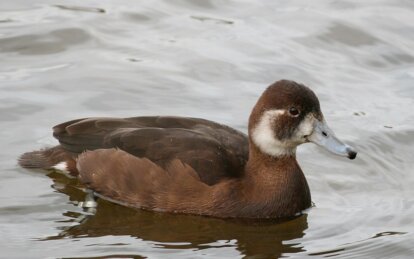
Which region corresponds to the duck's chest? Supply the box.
[242,168,312,218]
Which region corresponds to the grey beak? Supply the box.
[307,120,357,160]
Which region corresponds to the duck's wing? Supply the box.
[77,148,213,214]
[53,116,249,185]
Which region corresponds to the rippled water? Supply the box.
[1,0,413,258]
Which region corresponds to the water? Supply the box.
[1,0,413,258]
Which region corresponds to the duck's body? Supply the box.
[19,80,356,218]
[42,116,249,185]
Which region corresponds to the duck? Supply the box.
[19,80,357,219]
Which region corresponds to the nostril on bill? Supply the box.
[322,131,328,137]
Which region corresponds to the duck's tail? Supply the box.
[18,146,78,176]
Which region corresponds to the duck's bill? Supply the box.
[307,120,357,160]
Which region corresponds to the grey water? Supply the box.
[1,0,414,258]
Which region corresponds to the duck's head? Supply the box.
[249,80,357,159]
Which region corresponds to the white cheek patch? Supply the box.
[252,109,296,157]
[293,114,316,141]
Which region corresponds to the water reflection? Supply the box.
[43,171,308,258]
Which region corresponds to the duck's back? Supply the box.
[49,116,248,185]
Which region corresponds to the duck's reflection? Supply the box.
[44,171,308,258]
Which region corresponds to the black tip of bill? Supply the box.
[347,150,357,160]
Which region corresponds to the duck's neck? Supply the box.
[241,142,312,218]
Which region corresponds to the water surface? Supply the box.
[1,0,414,258]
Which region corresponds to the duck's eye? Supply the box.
[288,107,300,117]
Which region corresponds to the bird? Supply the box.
[19,79,357,219]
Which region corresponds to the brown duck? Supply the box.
[19,80,357,219]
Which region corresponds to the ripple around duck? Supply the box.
[308,232,413,258]
[0,101,44,121]
[53,5,106,14]
[361,129,414,178]
[190,15,234,25]
[318,23,381,47]
[0,28,90,55]
[292,126,414,257]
